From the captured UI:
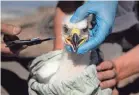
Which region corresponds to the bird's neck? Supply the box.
[61,49,90,66]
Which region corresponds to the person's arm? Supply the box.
[114,45,139,81]
[97,45,139,89]
[53,7,65,50]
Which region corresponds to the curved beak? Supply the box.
[65,28,87,52]
[71,33,80,51]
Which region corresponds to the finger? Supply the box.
[1,24,21,35]
[70,3,89,23]
[97,70,116,81]
[1,43,13,55]
[1,43,26,55]
[100,79,117,89]
[97,61,114,71]
[112,88,119,95]
[77,16,111,54]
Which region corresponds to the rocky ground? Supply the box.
[1,7,139,95]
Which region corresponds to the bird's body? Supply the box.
[36,50,91,84]
[34,15,93,84]
[28,3,112,95]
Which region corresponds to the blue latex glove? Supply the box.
[70,1,118,54]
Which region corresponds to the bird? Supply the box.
[31,14,99,84]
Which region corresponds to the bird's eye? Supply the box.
[63,25,69,34]
[82,27,88,33]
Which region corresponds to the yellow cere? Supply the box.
[71,28,80,36]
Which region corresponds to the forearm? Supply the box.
[53,7,65,50]
[114,45,139,81]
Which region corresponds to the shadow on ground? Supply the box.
[1,69,28,95]
[1,56,34,70]
[1,56,34,95]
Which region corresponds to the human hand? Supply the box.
[70,1,118,54]
[97,60,120,95]
[97,61,117,89]
[1,24,21,55]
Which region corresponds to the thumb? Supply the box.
[1,24,21,35]
[70,4,89,23]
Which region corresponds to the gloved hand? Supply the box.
[70,1,118,54]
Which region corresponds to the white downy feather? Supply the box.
[35,14,90,84]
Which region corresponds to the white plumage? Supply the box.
[29,13,112,95]
[35,14,91,84]
[62,14,87,29]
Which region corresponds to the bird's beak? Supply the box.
[65,28,87,52]
[70,28,80,51]
[71,33,80,51]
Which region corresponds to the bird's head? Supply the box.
[62,15,89,52]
